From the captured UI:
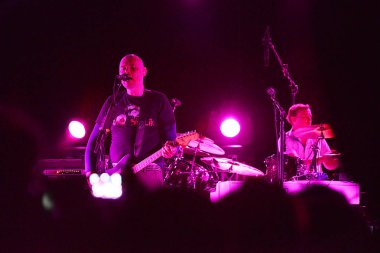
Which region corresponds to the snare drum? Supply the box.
[264,154,305,181]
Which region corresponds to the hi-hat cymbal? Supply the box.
[292,123,334,139]
[187,139,225,155]
[201,157,264,176]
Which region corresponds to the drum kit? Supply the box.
[264,123,341,182]
[164,133,264,192]
[165,123,341,192]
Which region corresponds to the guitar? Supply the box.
[106,130,200,175]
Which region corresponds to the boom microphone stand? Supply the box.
[266,87,286,186]
[93,76,125,173]
[263,26,299,105]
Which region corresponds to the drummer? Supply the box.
[281,103,340,172]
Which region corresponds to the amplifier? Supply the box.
[42,168,85,176]
[37,158,85,176]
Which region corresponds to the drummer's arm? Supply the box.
[303,156,340,170]
[320,140,340,170]
[321,155,341,170]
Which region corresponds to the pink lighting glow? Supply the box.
[68,120,86,139]
[211,181,360,204]
[90,173,123,199]
[220,118,240,138]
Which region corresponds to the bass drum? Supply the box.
[264,154,305,182]
[164,157,218,192]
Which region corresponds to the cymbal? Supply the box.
[187,139,225,155]
[292,123,334,139]
[323,152,341,158]
[201,157,264,176]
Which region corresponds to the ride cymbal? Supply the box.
[201,157,264,176]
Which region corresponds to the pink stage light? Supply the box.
[90,173,123,199]
[220,118,240,138]
[68,120,86,139]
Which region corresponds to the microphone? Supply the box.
[262,26,271,67]
[266,87,276,98]
[171,98,181,112]
[115,74,132,81]
[266,87,286,115]
[171,98,182,107]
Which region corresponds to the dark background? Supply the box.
[1,1,379,217]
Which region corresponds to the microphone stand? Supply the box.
[93,77,124,173]
[267,88,286,186]
[264,30,299,105]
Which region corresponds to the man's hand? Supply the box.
[304,154,341,171]
[162,141,178,158]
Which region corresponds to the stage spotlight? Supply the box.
[68,120,86,139]
[89,173,123,199]
[220,118,240,138]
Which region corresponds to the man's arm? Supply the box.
[319,139,340,170]
[84,123,100,177]
[321,155,341,170]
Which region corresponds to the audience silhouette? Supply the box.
[291,184,374,253]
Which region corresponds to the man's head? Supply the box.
[286,104,312,130]
[119,54,147,90]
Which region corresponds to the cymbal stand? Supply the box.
[309,141,321,174]
[227,155,237,181]
[189,142,201,190]
[210,158,222,182]
[309,128,328,180]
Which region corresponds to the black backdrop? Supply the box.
[1,0,379,217]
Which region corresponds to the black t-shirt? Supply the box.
[96,89,176,165]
